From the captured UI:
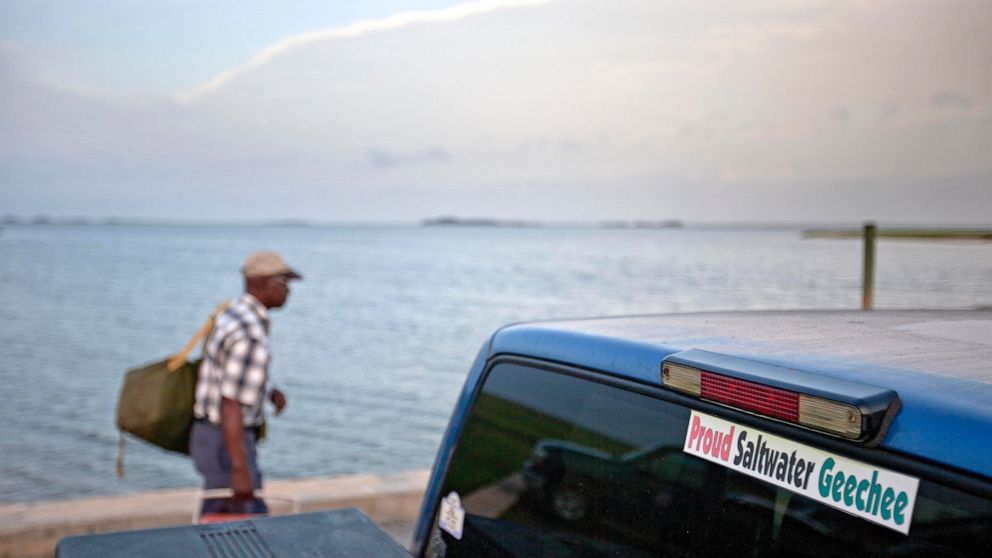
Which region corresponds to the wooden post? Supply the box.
[862,222,876,310]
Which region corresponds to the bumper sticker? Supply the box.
[683,410,919,534]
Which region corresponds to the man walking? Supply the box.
[191,250,302,515]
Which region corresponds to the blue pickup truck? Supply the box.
[61,310,992,557]
[412,309,991,558]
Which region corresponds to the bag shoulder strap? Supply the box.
[166,300,232,372]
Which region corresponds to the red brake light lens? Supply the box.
[700,372,800,422]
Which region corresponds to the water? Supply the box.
[0,224,989,503]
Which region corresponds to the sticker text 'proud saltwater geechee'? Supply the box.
[682,410,919,534]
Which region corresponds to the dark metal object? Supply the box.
[56,508,410,558]
[863,221,877,310]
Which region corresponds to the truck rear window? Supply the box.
[426,362,992,558]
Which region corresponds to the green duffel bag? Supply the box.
[116,356,200,456]
[116,302,228,476]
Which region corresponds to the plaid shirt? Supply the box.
[194,294,271,427]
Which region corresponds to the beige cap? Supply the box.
[241,251,303,279]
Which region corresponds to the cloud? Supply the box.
[700,22,819,54]
[367,147,451,170]
[173,0,553,104]
[830,106,850,123]
[878,103,900,120]
[933,92,975,110]
[4,0,991,223]
[366,149,398,169]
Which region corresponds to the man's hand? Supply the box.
[230,465,254,502]
[270,389,287,415]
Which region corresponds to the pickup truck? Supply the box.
[60,310,992,557]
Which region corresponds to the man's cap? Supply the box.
[241,251,303,280]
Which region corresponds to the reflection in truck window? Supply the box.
[428,362,992,558]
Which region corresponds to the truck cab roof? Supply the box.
[490,310,992,478]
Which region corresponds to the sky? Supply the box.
[1,0,990,224]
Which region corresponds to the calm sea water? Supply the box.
[1,224,989,503]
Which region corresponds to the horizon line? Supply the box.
[4,215,991,230]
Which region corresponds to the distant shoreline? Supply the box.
[3,216,990,234]
[420,217,684,229]
[803,229,992,241]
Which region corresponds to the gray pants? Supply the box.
[190,419,268,515]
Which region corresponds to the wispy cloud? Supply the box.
[173,0,552,104]
[367,146,451,170]
[700,23,818,54]
[932,92,975,110]
[830,105,850,123]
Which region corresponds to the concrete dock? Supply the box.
[0,469,429,558]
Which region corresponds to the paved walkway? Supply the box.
[0,469,429,558]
